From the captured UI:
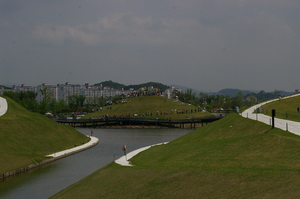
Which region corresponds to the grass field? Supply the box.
[51,113,300,199]
[83,96,213,120]
[262,95,300,122]
[0,97,90,174]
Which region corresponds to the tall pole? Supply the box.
[272,109,276,128]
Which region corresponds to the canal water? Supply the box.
[0,128,192,199]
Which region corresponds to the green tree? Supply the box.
[68,95,86,111]
[40,87,53,104]
[96,96,106,108]
[233,91,244,108]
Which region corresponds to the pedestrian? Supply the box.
[91,130,94,137]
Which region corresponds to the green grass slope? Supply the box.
[51,114,300,199]
[0,97,90,174]
[262,95,300,122]
[85,96,213,120]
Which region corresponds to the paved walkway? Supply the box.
[46,135,99,158]
[115,142,169,166]
[241,93,300,136]
[0,97,8,116]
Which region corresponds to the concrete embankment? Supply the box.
[115,142,169,167]
[0,135,99,180]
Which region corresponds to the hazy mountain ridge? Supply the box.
[95,80,169,91]
[2,81,295,98]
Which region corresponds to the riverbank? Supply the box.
[0,97,94,179]
[0,135,98,180]
[51,113,300,199]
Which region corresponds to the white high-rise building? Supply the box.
[36,83,59,102]
[59,82,82,102]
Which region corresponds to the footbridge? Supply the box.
[54,117,221,129]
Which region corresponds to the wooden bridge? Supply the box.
[55,117,221,129]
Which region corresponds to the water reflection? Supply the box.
[0,128,192,199]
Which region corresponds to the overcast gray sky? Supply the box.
[1,0,299,92]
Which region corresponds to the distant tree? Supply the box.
[274,90,281,98]
[68,95,86,110]
[40,87,52,104]
[39,99,50,114]
[96,96,106,108]
[94,80,126,89]
[185,89,196,103]
[245,93,257,106]
[233,91,244,108]
[198,92,208,105]
[2,91,19,102]
[3,91,38,111]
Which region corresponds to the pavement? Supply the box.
[241,93,300,136]
[115,142,169,166]
[46,135,99,158]
[0,97,8,116]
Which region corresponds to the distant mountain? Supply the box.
[93,81,296,99]
[0,85,11,89]
[94,81,169,91]
[169,84,204,95]
[94,80,126,89]
[124,82,169,91]
[217,88,294,98]
[217,88,252,97]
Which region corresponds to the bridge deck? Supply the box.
[55,117,221,129]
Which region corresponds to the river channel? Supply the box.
[0,128,192,199]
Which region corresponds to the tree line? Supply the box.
[1,90,108,117]
[172,89,282,112]
[1,88,281,116]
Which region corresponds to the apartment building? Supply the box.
[59,82,82,102]
[2,82,164,103]
[36,83,59,102]
[16,84,36,93]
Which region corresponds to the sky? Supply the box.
[1,0,300,92]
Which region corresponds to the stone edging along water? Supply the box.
[115,142,169,166]
[0,97,100,179]
[0,136,99,180]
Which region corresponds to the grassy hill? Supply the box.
[84,96,213,120]
[0,97,90,174]
[262,95,300,122]
[51,113,300,198]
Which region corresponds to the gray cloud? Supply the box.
[1,0,300,92]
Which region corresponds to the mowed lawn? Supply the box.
[51,113,300,199]
[0,97,90,174]
[262,95,300,122]
[84,96,213,120]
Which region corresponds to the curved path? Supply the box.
[46,135,99,158]
[0,97,8,116]
[115,142,169,166]
[241,93,300,136]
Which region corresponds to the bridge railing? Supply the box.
[54,117,221,124]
